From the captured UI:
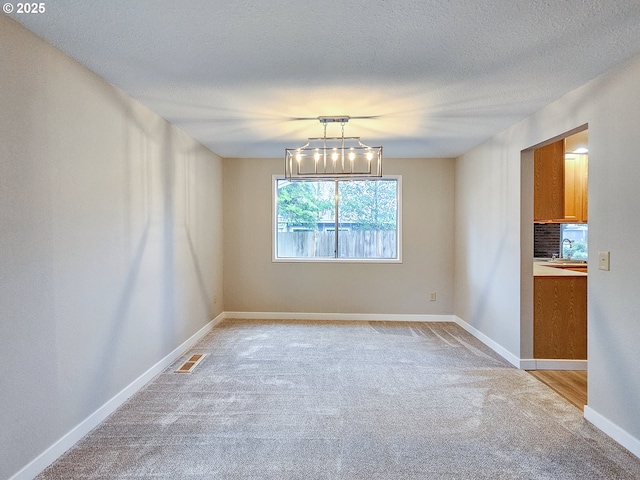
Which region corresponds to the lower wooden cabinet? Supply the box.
[534,276,587,359]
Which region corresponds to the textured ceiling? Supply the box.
[9,0,640,158]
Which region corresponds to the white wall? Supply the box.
[455,53,640,451]
[0,17,224,479]
[223,157,455,316]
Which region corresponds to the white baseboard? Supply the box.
[521,359,588,370]
[10,313,224,480]
[223,311,456,323]
[519,359,537,370]
[452,317,589,372]
[453,316,521,367]
[585,406,640,459]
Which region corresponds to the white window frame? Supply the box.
[272,175,402,263]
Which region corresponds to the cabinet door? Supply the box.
[582,156,588,222]
[534,276,587,360]
[563,154,588,223]
[563,154,583,222]
[534,140,564,222]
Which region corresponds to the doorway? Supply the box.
[521,126,589,409]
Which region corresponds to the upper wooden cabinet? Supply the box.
[563,154,588,223]
[534,140,565,222]
[534,139,588,223]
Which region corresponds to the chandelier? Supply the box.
[285,116,382,179]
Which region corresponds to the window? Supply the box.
[560,223,588,260]
[273,176,401,262]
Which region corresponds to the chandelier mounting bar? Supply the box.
[318,116,350,124]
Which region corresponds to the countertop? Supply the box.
[533,260,588,277]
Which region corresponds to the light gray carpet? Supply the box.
[37,320,640,479]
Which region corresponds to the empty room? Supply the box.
[2,2,640,478]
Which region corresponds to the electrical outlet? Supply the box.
[213,294,218,304]
[429,292,437,302]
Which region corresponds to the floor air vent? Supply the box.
[175,353,206,373]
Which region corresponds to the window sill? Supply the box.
[272,257,402,264]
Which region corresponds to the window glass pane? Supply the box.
[276,180,335,258]
[560,223,588,260]
[337,180,398,259]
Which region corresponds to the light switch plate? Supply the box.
[598,251,610,271]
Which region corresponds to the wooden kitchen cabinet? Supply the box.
[534,140,564,222]
[534,140,588,223]
[534,276,587,359]
[563,154,588,223]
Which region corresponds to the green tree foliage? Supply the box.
[277,181,332,229]
[338,180,397,230]
[277,179,397,230]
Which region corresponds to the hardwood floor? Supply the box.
[527,370,587,410]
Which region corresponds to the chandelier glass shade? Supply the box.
[285,117,382,180]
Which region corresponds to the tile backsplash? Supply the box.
[534,223,561,258]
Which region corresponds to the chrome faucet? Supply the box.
[562,238,573,259]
